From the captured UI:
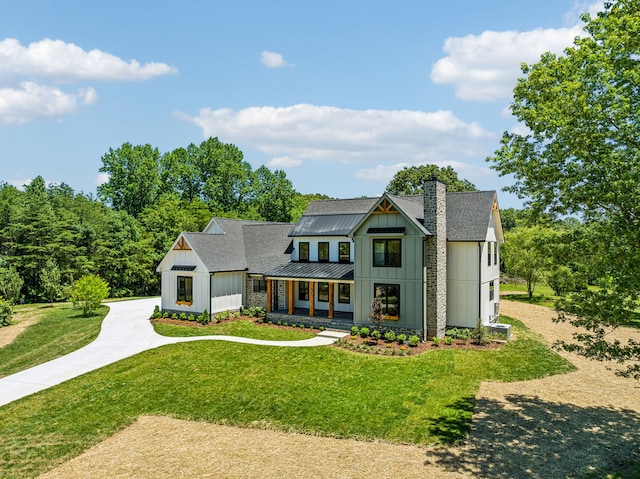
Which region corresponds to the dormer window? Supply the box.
[318,242,329,262]
[339,242,350,263]
[299,242,309,262]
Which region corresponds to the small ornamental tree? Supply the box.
[369,298,385,332]
[0,297,12,327]
[0,263,23,305]
[71,275,110,316]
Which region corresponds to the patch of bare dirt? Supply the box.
[38,299,640,478]
[0,305,41,348]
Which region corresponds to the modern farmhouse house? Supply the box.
[157,179,503,339]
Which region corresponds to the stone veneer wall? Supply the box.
[424,178,447,339]
[245,276,267,309]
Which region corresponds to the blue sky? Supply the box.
[0,0,602,209]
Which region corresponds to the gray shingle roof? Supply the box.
[295,191,497,242]
[445,191,497,241]
[264,262,354,281]
[182,218,292,274]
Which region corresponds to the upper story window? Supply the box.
[318,242,329,262]
[489,280,495,301]
[487,242,492,267]
[299,242,309,262]
[373,239,401,267]
[339,242,351,263]
[494,243,498,265]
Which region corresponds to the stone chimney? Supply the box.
[424,177,447,339]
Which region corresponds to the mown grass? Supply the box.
[0,315,575,479]
[501,282,559,308]
[152,319,315,340]
[0,303,107,378]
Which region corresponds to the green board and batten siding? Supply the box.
[353,210,426,333]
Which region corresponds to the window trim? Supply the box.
[494,243,498,266]
[318,282,329,302]
[177,276,193,305]
[373,238,401,267]
[298,281,309,301]
[318,242,329,263]
[338,283,350,304]
[339,242,351,263]
[489,280,495,301]
[374,283,400,320]
[253,278,267,293]
[299,242,309,262]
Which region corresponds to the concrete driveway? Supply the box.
[0,298,345,408]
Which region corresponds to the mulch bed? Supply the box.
[151,316,505,356]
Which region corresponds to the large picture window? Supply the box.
[177,276,193,304]
[374,283,399,320]
[318,242,329,262]
[299,281,309,301]
[373,239,401,267]
[299,242,309,262]
[339,242,351,263]
[318,282,329,302]
[339,283,350,303]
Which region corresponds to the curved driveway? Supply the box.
[0,298,346,408]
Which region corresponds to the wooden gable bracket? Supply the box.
[372,198,398,214]
[173,236,192,251]
[492,199,499,211]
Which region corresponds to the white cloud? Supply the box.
[431,25,585,101]
[260,50,291,68]
[0,38,177,83]
[0,38,176,125]
[183,104,495,166]
[267,156,303,168]
[95,172,110,186]
[0,82,96,125]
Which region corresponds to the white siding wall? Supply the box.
[292,237,354,262]
[480,215,501,324]
[446,242,480,328]
[211,272,244,313]
[160,248,209,314]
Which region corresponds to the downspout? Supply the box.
[478,242,482,324]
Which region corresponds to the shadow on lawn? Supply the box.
[426,394,640,478]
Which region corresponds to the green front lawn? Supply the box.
[0,316,575,479]
[0,303,107,378]
[152,319,315,340]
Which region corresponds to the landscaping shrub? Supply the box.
[408,335,420,347]
[71,274,110,317]
[384,330,396,342]
[0,297,12,327]
[397,333,407,343]
[179,313,187,320]
[162,311,169,318]
[371,329,381,341]
[432,336,440,346]
[359,327,370,338]
[187,314,195,322]
[150,305,161,319]
[443,336,455,345]
[351,325,359,336]
[470,319,488,346]
[171,313,178,320]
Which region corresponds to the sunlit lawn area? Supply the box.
[0,303,107,378]
[0,315,575,479]
[152,319,315,340]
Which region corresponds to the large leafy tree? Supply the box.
[489,0,640,378]
[385,165,477,195]
[253,166,297,222]
[98,143,161,217]
[502,226,553,298]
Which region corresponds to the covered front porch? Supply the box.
[264,262,355,330]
